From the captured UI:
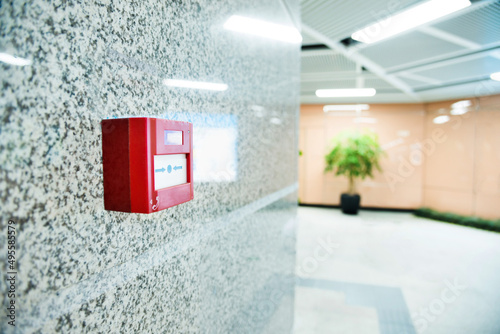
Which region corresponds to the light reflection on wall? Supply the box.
[167,112,238,182]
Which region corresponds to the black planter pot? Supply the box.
[340,193,361,215]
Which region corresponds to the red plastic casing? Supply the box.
[101,117,193,213]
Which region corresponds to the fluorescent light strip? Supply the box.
[163,79,228,91]
[316,88,376,98]
[223,15,302,44]
[491,72,500,81]
[351,0,471,44]
[323,104,370,112]
[0,52,32,66]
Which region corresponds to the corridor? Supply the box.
[294,207,500,334]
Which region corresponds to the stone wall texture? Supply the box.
[0,0,300,332]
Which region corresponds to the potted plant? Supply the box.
[324,130,383,214]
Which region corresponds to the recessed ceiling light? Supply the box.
[450,100,471,115]
[351,0,471,44]
[451,108,468,116]
[433,115,450,124]
[491,72,500,81]
[163,79,228,91]
[451,100,471,109]
[323,104,370,112]
[316,88,376,98]
[223,15,302,44]
[0,52,32,66]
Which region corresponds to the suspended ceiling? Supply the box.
[300,0,500,104]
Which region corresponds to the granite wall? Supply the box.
[0,0,300,332]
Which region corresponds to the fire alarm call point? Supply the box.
[101,117,193,213]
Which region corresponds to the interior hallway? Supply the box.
[294,207,500,334]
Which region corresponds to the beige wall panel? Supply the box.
[423,109,475,191]
[423,188,474,216]
[301,104,326,127]
[474,194,500,219]
[322,181,345,205]
[374,109,425,190]
[474,110,500,196]
[479,94,500,108]
[303,127,326,204]
[360,183,423,209]
[298,128,307,202]
[425,98,478,112]
[301,104,425,208]
[300,97,500,218]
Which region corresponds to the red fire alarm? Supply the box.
[101,117,193,213]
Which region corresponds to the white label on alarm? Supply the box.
[154,154,187,190]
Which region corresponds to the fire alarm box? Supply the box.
[101,117,193,213]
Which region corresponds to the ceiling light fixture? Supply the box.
[163,79,228,91]
[451,100,471,109]
[223,15,302,44]
[450,100,471,115]
[0,52,32,66]
[316,88,376,98]
[450,108,467,116]
[351,0,471,44]
[433,115,450,124]
[491,72,500,81]
[323,104,370,112]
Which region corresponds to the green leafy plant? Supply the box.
[324,130,383,194]
[414,208,500,232]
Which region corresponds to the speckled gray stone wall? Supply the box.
[0,0,300,333]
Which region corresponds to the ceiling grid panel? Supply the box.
[301,0,423,41]
[300,0,500,103]
[432,1,500,47]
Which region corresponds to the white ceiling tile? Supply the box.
[301,53,357,73]
[432,1,500,47]
[300,0,423,41]
[414,55,500,82]
[299,0,500,103]
[301,79,357,94]
[359,31,466,69]
[397,76,429,88]
[364,78,395,89]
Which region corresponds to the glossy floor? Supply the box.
[294,207,500,334]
